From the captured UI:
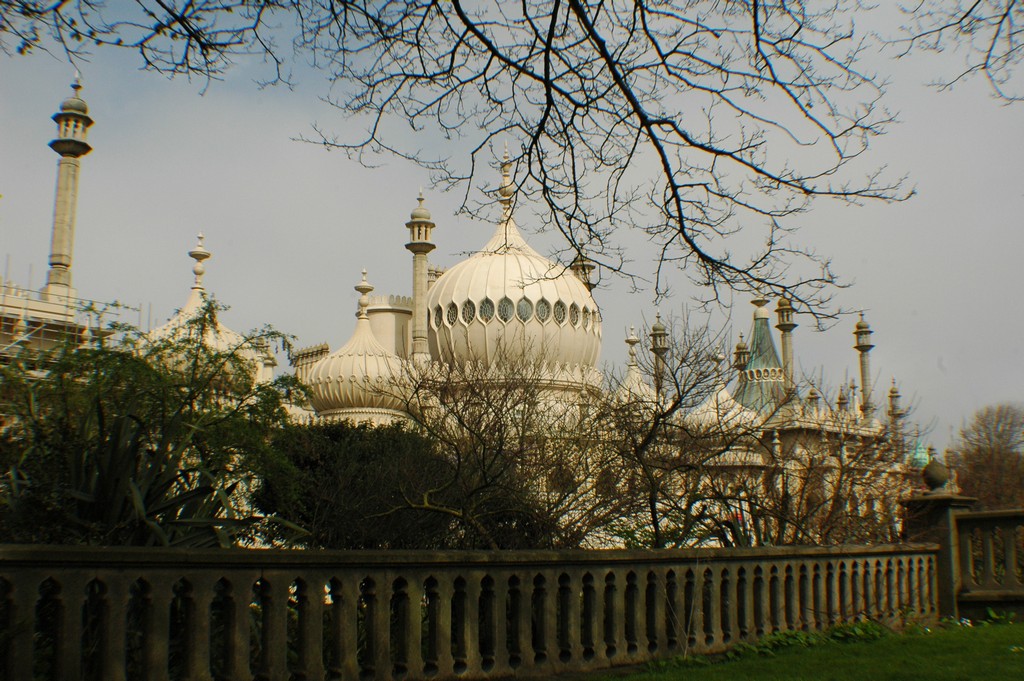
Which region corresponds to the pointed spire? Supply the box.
[189,233,211,290]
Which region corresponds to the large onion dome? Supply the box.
[306,271,408,424]
[426,153,601,373]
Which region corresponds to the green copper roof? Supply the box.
[745,314,783,371]
[908,440,930,468]
[733,307,787,414]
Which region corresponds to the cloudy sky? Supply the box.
[1,19,1021,450]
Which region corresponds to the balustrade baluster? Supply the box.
[223,574,253,681]
[605,570,624,661]
[928,556,939,615]
[435,576,455,676]
[102,576,130,681]
[623,571,639,658]
[489,572,511,675]
[256,576,289,681]
[296,575,326,681]
[825,563,839,625]
[141,576,172,681]
[53,573,86,681]
[183,578,214,681]
[1002,523,1020,588]
[587,572,608,665]
[885,560,897,621]
[647,569,666,655]
[959,528,975,588]
[811,564,825,631]
[329,574,360,681]
[981,527,998,589]
[849,562,861,621]
[690,568,706,651]
[768,565,782,634]
[404,574,425,678]
[534,571,555,669]
[739,568,754,640]
[863,561,874,618]
[558,571,582,670]
[704,568,721,650]
[511,573,531,671]
[799,564,813,631]
[898,558,911,613]
[464,574,483,676]
[917,556,929,612]
[723,566,740,645]
[664,570,681,650]
[840,562,853,622]
[872,561,885,620]
[905,559,917,617]
[366,577,390,680]
[784,564,800,631]
[754,567,769,637]
[6,571,38,680]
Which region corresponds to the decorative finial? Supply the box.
[625,325,640,364]
[498,145,514,206]
[189,233,211,289]
[751,295,769,308]
[72,70,82,92]
[409,188,432,223]
[355,269,374,319]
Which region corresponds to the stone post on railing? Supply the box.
[902,459,976,619]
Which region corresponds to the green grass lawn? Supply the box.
[601,622,1024,681]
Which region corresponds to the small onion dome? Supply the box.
[685,385,758,431]
[426,207,601,370]
[615,326,657,405]
[306,271,408,422]
[60,79,89,114]
[148,234,262,368]
[751,296,770,319]
[409,190,432,221]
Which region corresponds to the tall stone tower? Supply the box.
[854,313,875,420]
[405,191,436,364]
[42,77,93,301]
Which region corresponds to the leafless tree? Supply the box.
[3,1,925,314]
[601,314,748,548]
[723,412,909,546]
[378,349,635,550]
[899,1,1024,101]
[948,403,1024,510]
[606,320,912,548]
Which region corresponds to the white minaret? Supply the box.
[405,191,436,364]
[775,297,797,391]
[42,77,93,301]
[853,313,875,420]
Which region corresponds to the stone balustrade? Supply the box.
[0,544,937,681]
[954,508,1024,618]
